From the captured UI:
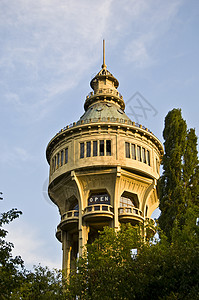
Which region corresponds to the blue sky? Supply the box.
[0,0,199,270]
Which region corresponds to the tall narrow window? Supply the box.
[61,150,64,166]
[137,146,141,161]
[145,205,148,217]
[142,148,146,163]
[156,158,159,173]
[100,140,104,156]
[93,141,97,156]
[131,144,136,160]
[51,158,54,173]
[65,148,68,164]
[106,140,111,156]
[147,150,150,166]
[87,141,91,157]
[80,143,84,159]
[57,153,60,167]
[54,156,56,170]
[125,142,130,158]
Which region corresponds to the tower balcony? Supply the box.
[55,225,62,242]
[84,88,124,111]
[118,207,144,224]
[59,210,79,232]
[145,217,156,237]
[83,204,114,222]
[87,88,123,99]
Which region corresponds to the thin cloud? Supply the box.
[124,34,156,68]
[0,0,114,122]
[123,0,183,68]
[0,0,184,123]
[5,220,61,270]
[0,146,33,165]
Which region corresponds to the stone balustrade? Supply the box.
[57,117,150,135]
[118,206,143,216]
[84,204,114,214]
[62,210,79,220]
[86,88,123,100]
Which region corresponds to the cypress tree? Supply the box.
[158,109,187,239]
[183,128,199,207]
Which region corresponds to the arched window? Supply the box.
[65,196,79,212]
[145,205,148,217]
[120,191,139,208]
[88,190,110,206]
[68,198,79,217]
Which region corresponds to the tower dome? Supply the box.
[46,41,164,273]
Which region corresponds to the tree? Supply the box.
[10,265,65,300]
[0,208,66,299]
[66,224,143,300]
[184,128,199,207]
[158,108,199,239]
[66,222,199,300]
[0,208,25,298]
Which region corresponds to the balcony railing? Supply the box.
[86,88,123,100]
[144,217,156,237]
[84,204,113,213]
[59,210,79,231]
[145,217,155,226]
[57,118,150,134]
[55,226,61,242]
[118,207,144,223]
[83,204,114,221]
[62,210,79,220]
[119,207,142,216]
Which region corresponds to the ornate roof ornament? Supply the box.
[101,39,107,69]
[85,40,125,111]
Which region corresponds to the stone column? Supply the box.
[78,223,90,256]
[62,231,72,276]
[113,166,121,230]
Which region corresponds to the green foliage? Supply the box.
[183,129,198,187]
[66,224,143,300]
[66,222,199,300]
[184,128,199,206]
[0,208,65,299]
[10,265,65,300]
[0,209,25,299]
[158,108,199,239]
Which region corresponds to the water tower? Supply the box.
[46,41,163,272]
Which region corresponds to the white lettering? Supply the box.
[89,194,110,204]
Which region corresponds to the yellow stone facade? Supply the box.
[46,42,163,272]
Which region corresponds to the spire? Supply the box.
[101,39,107,69]
[84,40,125,112]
